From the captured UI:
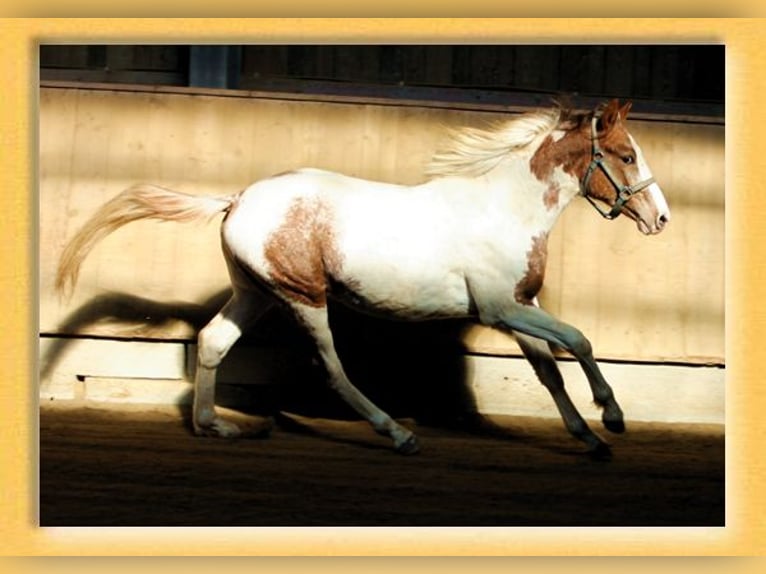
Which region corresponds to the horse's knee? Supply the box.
[561,326,592,358]
[197,325,229,369]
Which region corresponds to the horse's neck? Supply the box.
[482,154,581,235]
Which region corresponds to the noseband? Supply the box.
[580,115,655,220]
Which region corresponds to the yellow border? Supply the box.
[2,18,762,557]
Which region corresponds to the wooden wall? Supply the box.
[39,84,724,365]
[40,45,725,107]
[239,45,724,103]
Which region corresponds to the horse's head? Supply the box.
[578,99,671,235]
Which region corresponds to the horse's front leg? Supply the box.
[513,330,612,459]
[491,303,625,437]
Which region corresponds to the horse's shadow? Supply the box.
[42,293,595,456]
[41,290,482,431]
[40,290,226,380]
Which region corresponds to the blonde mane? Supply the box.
[425,106,565,178]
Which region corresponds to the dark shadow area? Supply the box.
[39,294,725,527]
[42,291,476,431]
[40,290,232,381]
[305,301,474,425]
[39,404,725,526]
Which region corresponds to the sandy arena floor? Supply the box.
[38,401,724,527]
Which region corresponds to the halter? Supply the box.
[580,115,655,220]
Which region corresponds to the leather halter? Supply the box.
[580,115,655,220]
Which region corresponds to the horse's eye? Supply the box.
[622,155,635,165]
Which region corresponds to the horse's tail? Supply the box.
[55,183,237,296]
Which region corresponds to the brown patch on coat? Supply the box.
[529,135,558,182]
[263,197,343,308]
[514,233,548,305]
[543,183,560,211]
[529,130,591,186]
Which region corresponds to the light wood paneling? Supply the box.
[39,337,725,425]
[39,86,724,364]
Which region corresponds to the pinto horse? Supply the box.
[55,99,670,458]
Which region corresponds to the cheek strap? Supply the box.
[580,117,655,220]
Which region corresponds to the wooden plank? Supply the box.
[105,46,135,71]
[132,45,186,71]
[241,46,289,79]
[332,46,382,83]
[466,356,725,424]
[449,46,473,86]
[583,45,606,95]
[39,337,187,399]
[422,46,454,86]
[39,334,312,403]
[40,68,187,86]
[514,46,559,92]
[604,45,634,97]
[39,336,726,425]
[39,80,726,123]
[559,46,590,95]
[39,45,93,68]
[651,45,680,100]
[632,46,653,99]
[469,45,513,88]
[77,377,263,411]
[314,45,337,79]
[379,46,404,83]
[401,45,427,85]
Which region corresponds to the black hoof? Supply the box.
[588,442,613,461]
[603,418,626,434]
[395,434,420,455]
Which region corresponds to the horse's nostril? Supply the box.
[657,212,670,228]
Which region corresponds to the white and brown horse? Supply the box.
[56,99,670,458]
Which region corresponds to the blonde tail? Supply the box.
[55,184,236,296]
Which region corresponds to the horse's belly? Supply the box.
[329,269,472,320]
[331,219,473,319]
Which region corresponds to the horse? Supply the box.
[55,99,670,459]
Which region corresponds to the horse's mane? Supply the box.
[425,103,586,179]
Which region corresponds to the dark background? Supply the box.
[40,45,724,118]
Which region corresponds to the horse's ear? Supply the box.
[619,101,632,121]
[597,99,621,134]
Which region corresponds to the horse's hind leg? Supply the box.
[291,302,419,454]
[513,330,611,459]
[193,291,272,437]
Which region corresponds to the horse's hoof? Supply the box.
[395,434,420,455]
[588,441,613,461]
[246,417,274,439]
[194,417,242,439]
[603,418,626,434]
